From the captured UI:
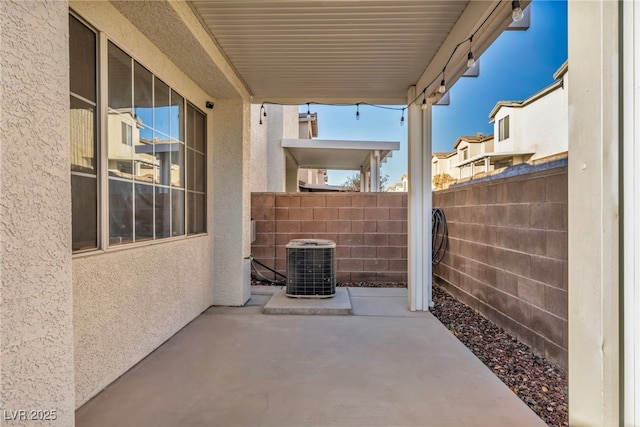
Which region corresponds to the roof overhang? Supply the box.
[108,1,530,105]
[182,0,529,104]
[282,139,400,170]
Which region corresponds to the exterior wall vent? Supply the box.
[286,239,336,298]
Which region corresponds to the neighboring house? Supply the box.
[431,133,494,185]
[489,61,568,162]
[387,174,408,192]
[251,107,395,192]
[297,113,329,189]
[452,133,495,179]
[432,62,569,189]
[251,104,300,192]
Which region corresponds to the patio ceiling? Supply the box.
[187,0,519,104]
[112,1,522,105]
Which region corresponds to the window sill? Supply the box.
[72,233,209,259]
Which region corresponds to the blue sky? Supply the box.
[300,0,568,186]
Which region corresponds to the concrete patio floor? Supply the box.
[76,286,546,427]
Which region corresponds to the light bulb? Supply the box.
[439,79,446,94]
[467,52,475,68]
[421,98,428,110]
[400,114,405,126]
[356,104,360,120]
[512,1,524,22]
[306,103,311,120]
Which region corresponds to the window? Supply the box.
[107,41,186,245]
[122,122,132,146]
[69,14,98,252]
[499,115,510,141]
[186,104,207,235]
[69,14,207,252]
[461,148,469,161]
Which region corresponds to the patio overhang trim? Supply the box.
[281,138,399,170]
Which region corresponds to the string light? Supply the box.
[256,1,504,126]
[512,1,524,22]
[259,103,266,125]
[438,75,446,94]
[466,35,476,69]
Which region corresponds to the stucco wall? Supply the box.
[211,98,252,306]
[252,193,408,283]
[433,164,568,369]
[70,1,237,406]
[1,1,75,425]
[251,104,268,192]
[73,238,212,406]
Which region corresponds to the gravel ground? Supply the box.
[251,278,568,426]
[431,285,568,427]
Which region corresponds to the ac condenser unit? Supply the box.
[286,239,336,298]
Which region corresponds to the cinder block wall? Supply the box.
[433,166,568,369]
[251,193,407,283]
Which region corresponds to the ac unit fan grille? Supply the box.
[286,241,336,297]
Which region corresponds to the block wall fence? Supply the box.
[251,193,407,283]
[433,165,568,369]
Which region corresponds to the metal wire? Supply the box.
[250,256,286,285]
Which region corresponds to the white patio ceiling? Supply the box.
[187,0,520,104]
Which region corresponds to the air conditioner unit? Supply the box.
[286,239,336,298]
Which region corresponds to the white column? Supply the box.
[407,86,432,311]
[285,166,299,192]
[422,100,433,309]
[623,0,640,424]
[568,1,620,424]
[370,150,380,192]
[359,166,366,192]
[211,98,252,306]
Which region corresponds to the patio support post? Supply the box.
[568,0,621,424]
[359,166,366,192]
[370,150,380,192]
[407,86,432,311]
[211,98,252,306]
[622,0,640,423]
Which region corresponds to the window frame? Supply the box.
[70,11,208,255]
[70,12,101,253]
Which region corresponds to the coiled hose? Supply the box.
[432,208,448,265]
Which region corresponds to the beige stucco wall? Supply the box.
[211,98,252,306]
[1,1,75,425]
[73,238,212,406]
[70,1,247,406]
